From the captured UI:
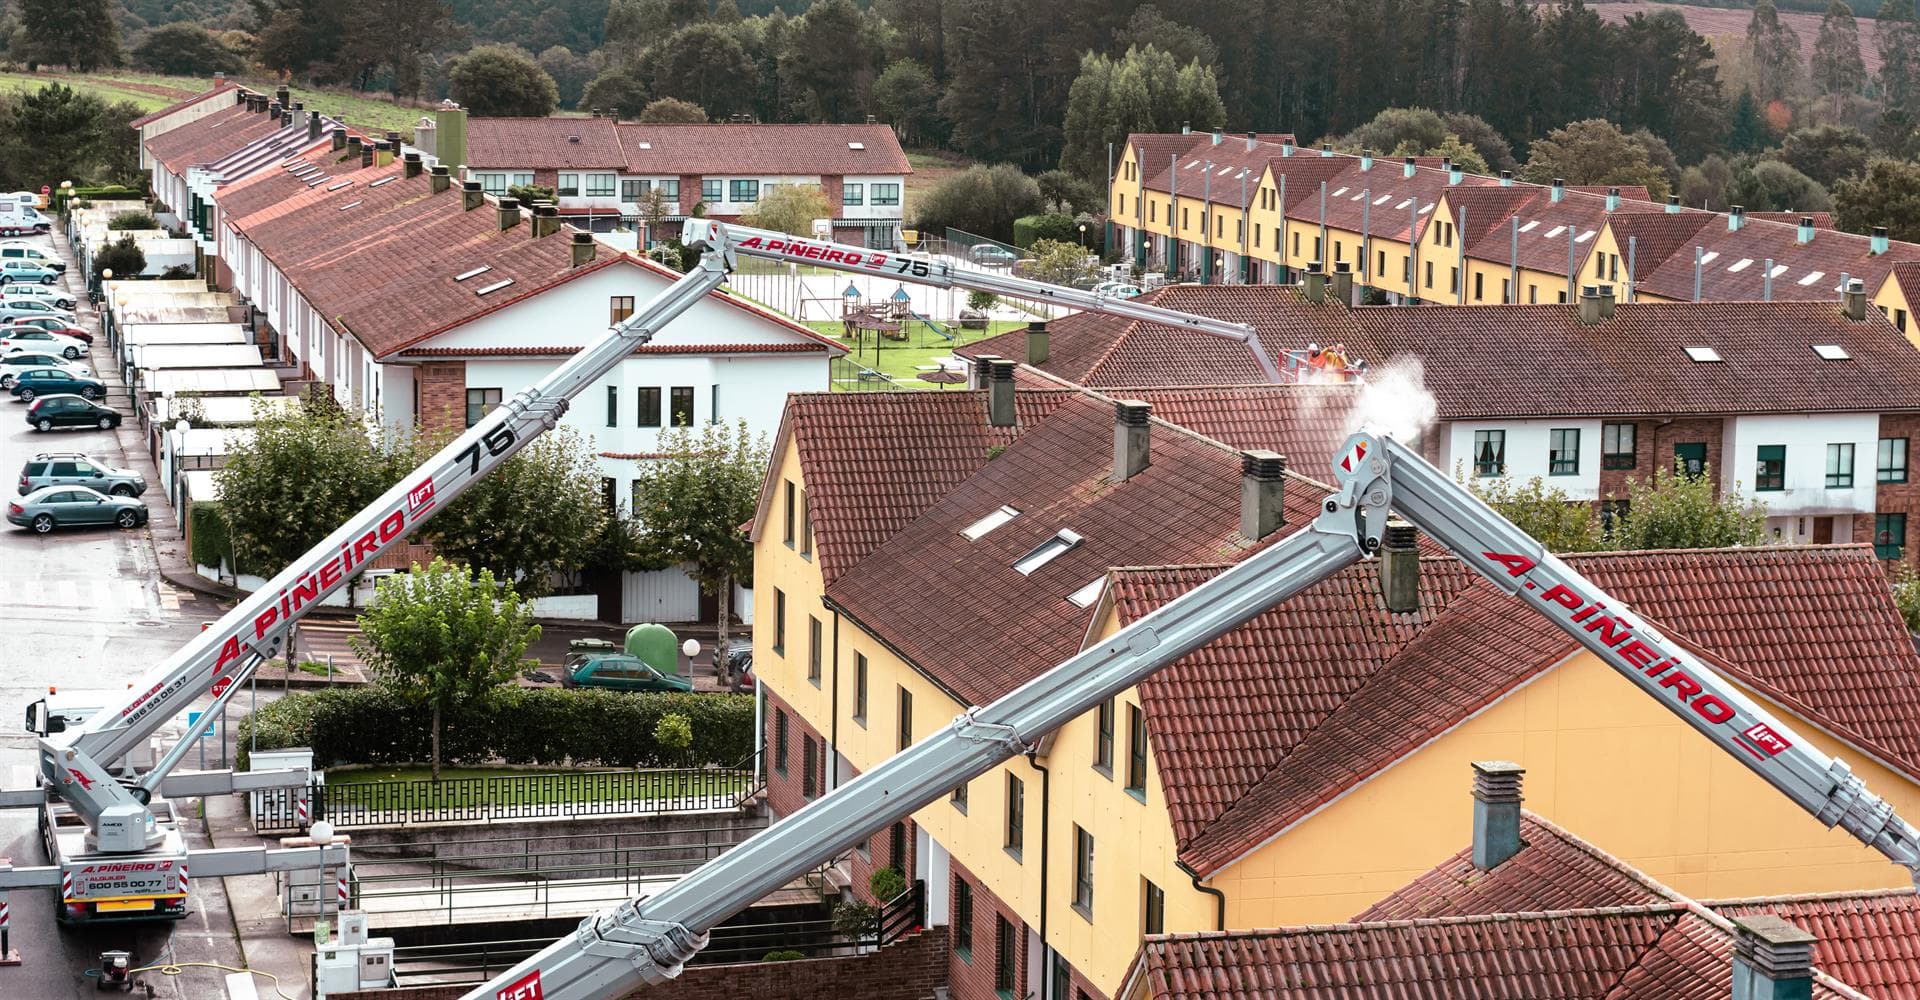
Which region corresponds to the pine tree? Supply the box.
[1810,0,1866,120]
[16,0,120,71]
[1745,0,1803,104]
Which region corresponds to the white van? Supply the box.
[0,202,50,234]
[0,242,64,272]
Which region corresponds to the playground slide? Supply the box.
[908,311,957,342]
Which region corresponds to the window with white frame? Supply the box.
[871,182,901,206]
[586,173,616,197]
[474,173,507,195]
[621,178,649,201]
[844,183,864,206]
[557,173,580,196]
[729,179,759,202]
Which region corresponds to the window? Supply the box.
[854,653,868,724]
[1005,773,1024,856]
[1143,879,1165,935]
[1898,308,1909,333]
[963,505,1021,540]
[1603,423,1636,470]
[1549,428,1580,476]
[1126,704,1147,798]
[1072,826,1095,917]
[799,489,811,557]
[637,387,661,427]
[710,384,720,425]
[1502,278,1512,304]
[783,481,796,546]
[701,179,722,202]
[670,386,694,426]
[610,295,635,324]
[772,589,786,654]
[1880,438,1908,483]
[1293,232,1300,257]
[464,387,501,428]
[897,687,913,750]
[1334,239,1342,262]
[1182,207,1189,230]
[1051,955,1071,1000]
[953,878,973,960]
[621,178,648,201]
[889,823,907,876]
[1424,260,1434,289]
[994,915,1017,996]
[1827,443,1856,488]
[512,172,533,188]
[802,736,819,798]
[557,173,580,197]
[1675,443,1707,478]
[1013,529,1083,575]
[605,386,618,427]
[1756,445,1786,491]
[601,477,616,511]
[475,172,507,195]
[774,709,788,776]
[1877,512,1907,560]
[729,179,759,202]
[1473,272,1484,301]
[585,173,616,197]
[1473,430,1506,477]
[1684,346,1723,363]
[807,616,822,685]
[1094,698,1114,775]
[659,179,679,200]
[1450,266,1459,295]
[951,779,967,812]
[844,183,863,206]
[1254,223,1261,248]
[870,183,900,206]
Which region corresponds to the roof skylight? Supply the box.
[454,265,492,282]
[1518,220,1539,233]
[1684,346,1723,363]
[1813,344,1851,360]
[1798,270,1825,286]
[326,181,352,191]
[1373,194,1391,205]
[369,176,396,187]
[1727,258,1752,272]
[634,141,652,150]
[1545,225,1565,239]
[1700,251,1720,265]
[848,142,866,150]
[475,279,515,296]
[337,200,362,211]
[961,505,1020,541]
[1012,529,1083,576]
[1331,186,1348,197]
[1067,577,1106,609]
[1395,199,1412,211]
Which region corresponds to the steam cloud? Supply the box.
[1344,355,1438,445]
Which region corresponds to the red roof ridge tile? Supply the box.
[129,81,239,127]
[1151,902,1693,942]
[1703,886,1919,906]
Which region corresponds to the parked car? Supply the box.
[13,368,106,402]
[0,329,86,359]
[19,452,145,497]
[1091,281,1144,298]
[7,485,147,533]
[0,353,87,387]
[24,395,119,432]
[4,320,91,343]
[0,260,59,285]
[969,244,1019,265]
[0,300,74,324]
[1,284,75,309]
[558,650,694,692]
[0,243,65,273]
[724,645,755,693]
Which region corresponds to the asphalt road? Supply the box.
[0,228,259,999]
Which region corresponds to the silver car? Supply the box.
[0,300,73,324]
[6,485,148,533]
[19,452,146,497]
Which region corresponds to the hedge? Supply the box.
[238,687,755,771]
[1012,213,1077,249]
[188,503,229,570]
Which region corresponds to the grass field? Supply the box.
[0,68,443,132]
[813,318,1026,388]
[326,765,748,808]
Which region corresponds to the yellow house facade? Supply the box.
[1876,262,1917,342]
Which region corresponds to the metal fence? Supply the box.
[311,767,758,828]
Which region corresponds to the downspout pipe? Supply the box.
[1027,749,1052,998]
[1177,860,1226,931]
[828,613,840,791]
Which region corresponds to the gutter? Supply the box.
[1027,749,1051,999]
[829,611,840,792]
[1176,860,1225,931]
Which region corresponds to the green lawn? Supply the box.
[815,318,1027,388]
[0,69,442,133]
[0,72,174,111]
[325,766,748,808]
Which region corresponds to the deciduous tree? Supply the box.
[1776,124,1870,188]
[1023,238,1095,286]
[449,44,559,117]
[90,236,145,282]
[779,0,874,122]
[644,23,758,120]
[1725,159,1831,213]
[132,24,246,76]
[1521,118,1672,201]
[638,97,707,123]
[1745,0,1803,104]
[537,46,595,109]
[740,184,832,235]
[1607,466,1766,550]
[353,558,540,781]
[1469,476,1602,553]
[872,59,944,147]
[424,427,606,599]
[581,65,651,120]
[910,163,1043,241]
[1833,157,1920,242]
[15,0,119,71]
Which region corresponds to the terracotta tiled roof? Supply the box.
[1571,184,1655,202]
[1636,215,1920,303]
[1443,185,1547,247]
[1355,812,1682,921]
[1887,261,1920,308]
[1150,139,1282,209]
[1465,188,1665,273]
[394,342,835,357]
[1601,211,1719,275]
[825,392,1328,706]
[1344,300,1920,419]
[146,103,291,174]
[1750,211,1837,229]
[764,389,1075,585]
[1109,384,1360,476]
[1709,889,1920,998]
[465,117,629,170]
[615,123,910,176]
[1288,160,1488,245]
[129,82,241,128]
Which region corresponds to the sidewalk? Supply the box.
[204,792,320,1000]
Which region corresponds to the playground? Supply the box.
[811,288,1025,390]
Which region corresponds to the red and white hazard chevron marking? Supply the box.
[296,793,310,824]
[60,870,72,898]
[336,873,349,908]
[1,898,10,927]
[178,861,190,894]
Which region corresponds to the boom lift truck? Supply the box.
[0,222,1275,962]
[457,222,1920,1000]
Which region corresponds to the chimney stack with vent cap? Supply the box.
[461,180,484,211]
[1872,226,1890,255]
[530,202,559,237]
[1240,450,1287,541]
[970,354,997,390]
[496,196,521,231]
[571,230,596,267]
[308,112,321,142]
[346,135,362,159]
[360,142,375,169]
[1578,284,1603,325]
[1213,127,1223,146]
[275,85,290,107]
[1181,121,1191,135]
[1245,131,1256,152]
[1551,178,1565,203]
[1729,205,1746,231]
[1844,278,1867,321]
[332,127,346,152]
[1303,260,1326,304]
[1403,155,1416,179]
[1112,401,1152,482]
[1361,149,1374,171]
[1732,915,1817,1000]
[1499,169,1512,186]
[429,164,450,194]
[1380,520,1419,612]
[403,152,422,178]
[1606,187,1620,211]
[1332,260,1353,304]
[1449,160,1462,185]
[1321,142,1333,156]
[1797,216,1815,244]
[988,359,1016,427]
[1025,321,1049,366]
[1471,761,1525,870]
[1598,284,1615,319]
[1666,194,1682,213]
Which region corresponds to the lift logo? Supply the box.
[497,970,543,1000]
[408,479,436,512]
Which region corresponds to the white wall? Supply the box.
[1442,419,1604,499]
[840,175,907,221]
[1723,413,1878,515]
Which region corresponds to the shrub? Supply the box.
[187,504,229,570]
[830,901,877,938]
[654,712,693,764]
[868,867,907,903]
[237,687,753,770]
[1012,213,1078,249]
[761,950,805,962]
[107,210,157,230]
[1892,567,1920,634]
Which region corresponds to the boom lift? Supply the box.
[459,226,1920,1000]
[0,222,1277,943]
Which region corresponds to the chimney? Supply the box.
[1239,450,1287,541]
[987,359,1017,427]
[462,180,484,211]
[1796,216,1815,244]
[214,71,225,87]
[429,164,451,194]
[386,130,403,156]
[435,105,468,178]
[332,127,347,152]
[1729,205,1746,231]
[413,119,438,158]
[308,112,321,142]
[1499,169,1512,187]
[1181,121,1191,135]
[1666,194,1681,214]
[267,100,281,118]
[1024,321,1049,365]
[969,354,999,390]
[496,196,521,231]
[1550,178,1565,203]
[360,142,374,169]
[1361,148,1374,171]
[1872,226,1890,255]
[291,100,303,111]
[1470,761,1525,870]
[403,151,422,179]
[1331,260,1353,304]
[346,135,363,159]
[1578,284,1603,325]
[1111,401,1152,482]
[1598,283,1615,319]
[1245,131,1256,152]
[1320,142,1333,157]
[1402,155,1416,179]
[1606,187,1620,212]
[1281,138,1294,156]
[527,201,555,237]
[275,85,290,108]
[1379,520,1419,613]
[1303,260,1326,304]
[1731,915,1816,1000]
[1844,278,1867,321]
[1448,161,1462,185]
[571,230,597,267]
[376,139,396,167]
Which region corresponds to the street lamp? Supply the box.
[1078,223,1088,248]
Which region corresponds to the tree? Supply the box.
[107,210,156,230]
[1388,134,1491,175]
[448,45,560,117]
[0,85,145,191]
[639,97,707,123]
[1725,89,1776,154]
[1443,112,1518,173]
[132,24,246,76]
[1877,0,1920,112]
[1833,157,1920,242]
[1745,0,1803,105]
[581,65,651,121]
[91,235,145,282]
[537,46,595,109]
[741,184,832,235]
[1470,476,1602,553]
[16,0,119,70]
[1023,238,1094,286]
[1036,169,1099,215]
[1333,107,1453,159]
[872,59,944,148]
[352,558,540,781]
[1059,45,1224,182]
[628,421,768,669]
[1677,154,1735,210]
[1612,11,1729,165]
[604,0,671,48]
[507,182,555,206]
[1606,466,1766,550]
[1776,125,1871,188]
[1725,159,1832,213]
[1811,0,1867,119]
[779,0,874,122]
[910,163,1044,241]
[335,0,456,97]
[644,23,758,120]
[424,428,605,599]
[1520,118,1672,201]
[1112,4,1217,70]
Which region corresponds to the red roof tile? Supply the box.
[616,123,909,176]
[395,342,835,357]
[1112,385,1360,477]
[146,103,289,174]
[1750,211,1837,229]
[1636,215,1920,303]
[1710,889,1920,998]
[129,82,241,128]
[1571,184,1655,203]
[1887,262,1920,309]
[1602,212,1720,275]
[465,117,629,170]
[1464,188,1666,273]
